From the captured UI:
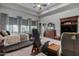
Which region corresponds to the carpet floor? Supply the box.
[5,45,33,56]
[5,45,46,56]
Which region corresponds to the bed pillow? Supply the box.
[0,31,8,37]
[6,31,10,35]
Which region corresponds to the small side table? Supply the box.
[48,43,60,56]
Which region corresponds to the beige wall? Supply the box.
[40,8,79,36]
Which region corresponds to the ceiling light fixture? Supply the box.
[33,3,50,10]
[37,4,41,8]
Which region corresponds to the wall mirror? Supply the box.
[47,23,55,30]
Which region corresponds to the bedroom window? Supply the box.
[6,17,19,34]
[21,25,29,33]
[30,21,37,32]
[6,17,38,34]
[6,25,13,33]
[21,19,29,33]
[13,25,18,33]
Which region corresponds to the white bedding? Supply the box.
[41,37,61,45]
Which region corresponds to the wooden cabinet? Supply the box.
[60,16,78,34]
[44,30,56,39]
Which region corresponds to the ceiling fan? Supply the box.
[33,3,49,10]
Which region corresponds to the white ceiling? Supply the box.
[0,3,79,17]
[17,3,60,13]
